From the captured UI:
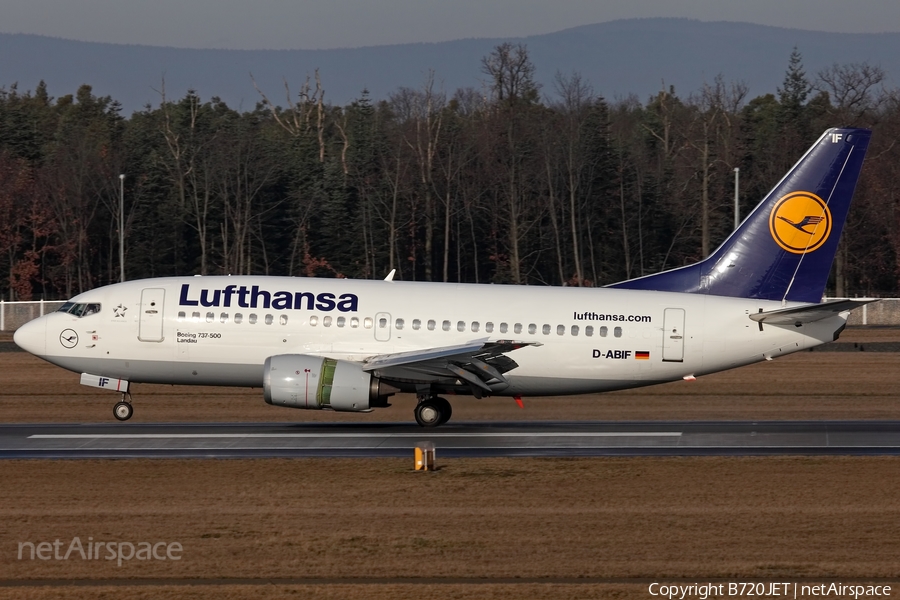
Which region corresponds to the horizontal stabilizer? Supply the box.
[749,299,878,325]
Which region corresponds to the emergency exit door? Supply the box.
[374,312,391,342]
[138,288,166,342]
[662,308,685,362]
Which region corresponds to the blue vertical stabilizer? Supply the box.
[609,128,871,303]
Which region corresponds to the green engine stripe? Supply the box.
[317,358,337,406]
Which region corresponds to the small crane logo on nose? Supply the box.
[59,329,79,349]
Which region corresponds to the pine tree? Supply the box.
[778,47,811,117]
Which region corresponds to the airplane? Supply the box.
[14,128,875,427]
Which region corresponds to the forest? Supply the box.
[0,44,898,301]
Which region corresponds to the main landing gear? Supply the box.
[113,393,134,421]
[414,396,452,427]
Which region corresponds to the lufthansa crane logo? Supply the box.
[59,329,79,349]
[768,191,832,254]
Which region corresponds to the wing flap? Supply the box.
[749,299,878,325]
[361,339,541,394]
[362,339,489,371]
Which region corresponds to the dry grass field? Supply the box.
[1,328,899,599]
[3,456,900,599]
[2,457,900,599]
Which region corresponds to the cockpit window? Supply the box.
[57,302,101,317]
[82,304,101,316]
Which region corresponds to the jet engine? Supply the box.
[263,355,396,412]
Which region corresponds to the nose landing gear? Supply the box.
[113,393,134,421]
[414,396,452,427]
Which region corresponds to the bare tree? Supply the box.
[685,76,747,257]
[480,44,542,283]
[815,62,887,126]
[815,62,887,295]
[254,71,327,162]
[552,71,596,285]
[392,73,446,280]
[481,43,540,106]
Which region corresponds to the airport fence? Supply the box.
[0,298,899,332]
[1,301,67,332]
[842,299,900,326]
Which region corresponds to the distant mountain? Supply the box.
[1,18,899,113]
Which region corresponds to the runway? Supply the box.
[3,420,900,458]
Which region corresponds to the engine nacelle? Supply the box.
[263,354,395,412]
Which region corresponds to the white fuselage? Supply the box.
[15,276,845,397]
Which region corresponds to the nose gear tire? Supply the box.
[113,401,133,421]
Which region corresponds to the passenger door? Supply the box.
[138,288,166,342]
[662,308,685,362]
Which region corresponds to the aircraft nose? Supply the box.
[13,317,47,356]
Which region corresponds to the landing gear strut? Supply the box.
[113,393,133,421]
[414,396,452,427]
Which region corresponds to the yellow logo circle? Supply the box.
[768,191,832,254]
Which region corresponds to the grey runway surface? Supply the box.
[2,421,900,458]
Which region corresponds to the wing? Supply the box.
[362,338,541,397]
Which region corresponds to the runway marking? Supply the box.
[29,432,683,439]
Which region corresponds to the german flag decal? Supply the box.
[635,351,650,360]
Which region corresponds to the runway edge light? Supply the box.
[415,442,436,471]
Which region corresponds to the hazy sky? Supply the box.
[4,0,900,50]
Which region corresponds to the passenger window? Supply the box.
[364,317,373,329]
[310,316,318,326]
[471,321,480,332]
[177,311,186,321]
[571,325,579,336]
[220,312,228,323]
[557,325,565,335]
[280,315,288,326]
[324,316,333,327]
[265,314,274,325]
[442,320,451,332]
[378,317,387,329]
[395,318,404,330]
[412,319,421,330]
[234,313,243,324]
[337,316,345,327]
[206,312,215,323]
[457,321,466,332]
[528,324,536,334]
[585,326,594,337]
[485,322,494,333]
[192,311,201,322]
[350,317,359,328]
[500,323,508,334]
[599,326,608,337]
[428,320,436,331]
[514,323,522,334]
[542,324,551,335]
[249,314,258,324]
[614,326,622,338]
